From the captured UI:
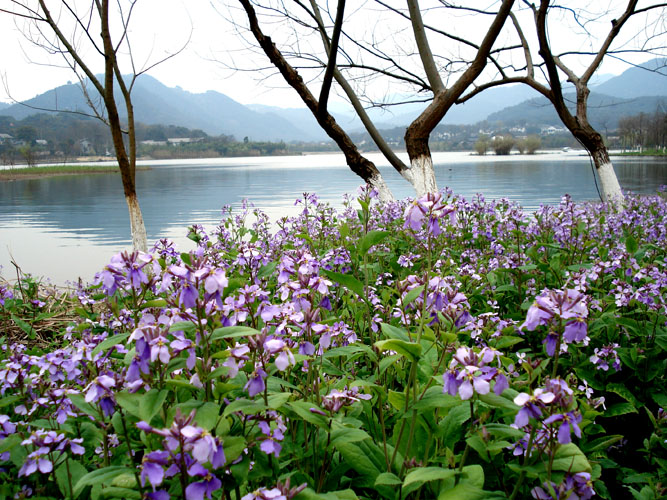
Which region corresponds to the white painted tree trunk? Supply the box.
[402,154,438,197]
[596,160,624,209]
[125,194,148,252]
[592,148,624,211]
[368,172,395,202]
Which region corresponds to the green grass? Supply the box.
[616,148,667,156]
[0,164,149,180]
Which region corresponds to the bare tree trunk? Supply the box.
[99,0,148,251]
[404,0,515,197]
[582,134,624,208]
[125,193,148,252]
[238,0,394,201]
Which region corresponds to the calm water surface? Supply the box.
[1,151,666,284]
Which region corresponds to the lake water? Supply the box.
[1,151,666,285]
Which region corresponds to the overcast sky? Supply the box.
[0,1,660,109]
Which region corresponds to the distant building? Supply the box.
[35,139,48,146]
[0,133,13,144]
[141,140,167,146]
[167,137,204,145]
[541,125,567,135]
[79,139,94,154]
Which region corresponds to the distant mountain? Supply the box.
[591,58,667,98]
[0,76,320,142]
[486,93,667,129]
[246,104,329,141]
[2,57,665,143]
[484,58,667,129]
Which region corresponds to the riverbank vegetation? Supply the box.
[618,109,667,154]
[0,165,151,182]
[0,187,665,499]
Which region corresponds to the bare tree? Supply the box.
[459,1,667,209]
[2,1,187,251]
[230,0,516,199]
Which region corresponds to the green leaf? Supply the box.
[222,435,246,465]
[267,392,291,410]
[140,298,167,310]
[551,444,592,473]
[490,336,524,350]
[164,379,201,393]
[374,339,422,361]
[403,467,457,495]
[284,401,329,428]
[379,354,402,375]
[466,435,489,462]
[438,485,490,500]
[195,402,221,431]
[402,285,425,308]
[139,389,168,423]
[210,326,261,342]
[73,466,135,497]
[115,391,143,419]
[602,402,638,418]
[606,383,641,408]
[330,425,370,446]
[321,270,365,298]
[375,472,402,487]
[168,321,196,334]
[0,395,20,409]
[438,403,470,448]
[324,344,378,362]
[582,435,624,453]
[258,261,277,279]
[56,459,88,499]
[92,333,130,356]
[223,399,267,418]
[380,323,410,342]
[625,235,638,254]
[11,314,34,338]
[334,441,381,487]
[358,230,389,256]
[98,487,141,499]
[0,434,21,454]
[478,392,519,411]
[68,393,99,417]
[387,390,406,411]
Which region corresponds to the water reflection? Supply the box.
[1,152,665,284]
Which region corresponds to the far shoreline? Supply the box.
[0,164,150,182]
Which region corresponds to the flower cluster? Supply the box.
[443,346,508,400]
[521,288,589,356]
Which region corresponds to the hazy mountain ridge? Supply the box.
[1,58,665,141]
[0,76,318,142]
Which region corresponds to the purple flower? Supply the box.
[521,288,587,331]
[513,388,555,428]
[246,368,267,397]
[531,472,595,500]
[141,450,170,489]
[84,374,117,416]
[544,411,582,444]
[242,488,286,500]
[185,463,221,500]
[403,192,455,235]
[442,346,506,400]
[19,447,53,476]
